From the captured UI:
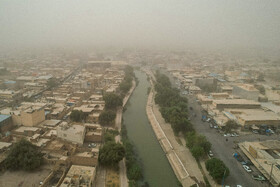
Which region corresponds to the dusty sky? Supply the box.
[1,0,280,54]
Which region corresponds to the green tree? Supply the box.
[191,146,204,160]
[70,110,86,122]
[195,135,212,154]
[47,78,58,88]
[257,73,265,81]
[4,139,44,171]
[224,120,238,133]
[98,142,125,167]
[103,93,123,110]
[205,158,229,183]
[99,110,116,126]
[255,85,265,95]
[186,131,196,148]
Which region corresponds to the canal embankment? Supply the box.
[144,68,204,187]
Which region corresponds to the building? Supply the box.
[0,114,13,135]
[213,99,261,111]
[188,86,201,95]
[57,122,86,145]
[239,140,280,186]
[210,92,229,100]
[225,109,280,128]
[232,84,259,101]
[195,78,217,92]
[60,165,96,187]
[0,90,21,100]
[21,106,45,126]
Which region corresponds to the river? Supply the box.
[122,70,179,187]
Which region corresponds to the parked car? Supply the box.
[233,153,244,162]
[243,165,252,172]
[241,160,253,166]
[88,143,97,148]
[209,123,213,128]
[214,125,218,129]
[208,150,214,157]
[252,174,266,181]
[252,130,259,134]
[233,132,239,137]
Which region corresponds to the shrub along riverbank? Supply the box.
[121,124,144,187]
[119,66,145,186]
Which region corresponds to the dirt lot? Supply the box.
[0,165,52,187]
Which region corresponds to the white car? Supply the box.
[243,165,252,172]
[208,150,214,157]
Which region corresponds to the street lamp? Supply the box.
[266,160,277,187]
[221,169,227,187]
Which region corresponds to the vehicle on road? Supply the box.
[252,130,259,134]
[233,153,244,162]
[243,165,252,172]
[88,143,97,148]
[233,132,239,137]
[241,160,253,166]
[252,174,266,181]
[208,150,214,157]
[209,123,213,128]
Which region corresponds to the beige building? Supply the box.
[225,109,280,128]
[213,99,261,111]
[60,165,96,187]
[232,84,259,101]
[21,106,45,127]
[239,140,280,186]
[210,92,229,100]
[57,122,86,145]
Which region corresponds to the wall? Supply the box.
[21,108,45,126]
[233,86,259,101]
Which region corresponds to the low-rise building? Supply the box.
[21,106,45,126]
[213,99,261,111]
[60,165,96,187]
[239,140,280,186]
[57,122,86,145]
[0,114,13,135]
[233,84,259,101]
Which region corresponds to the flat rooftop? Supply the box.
[14,126,40,133]
[0,114,11,123]
[0,142,12,150]
[213,99,260,105]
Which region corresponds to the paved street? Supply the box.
[187,94,277,187]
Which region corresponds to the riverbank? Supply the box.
[115,79,136,187]
[144,68,204,187]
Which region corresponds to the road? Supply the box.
[187,94,276,187]
[159,69,277,186]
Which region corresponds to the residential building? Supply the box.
[57,122,86,145]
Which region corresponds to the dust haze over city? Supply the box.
[1,1,280,187]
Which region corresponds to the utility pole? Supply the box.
[269,163,274,187]
[221,169,227,187]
